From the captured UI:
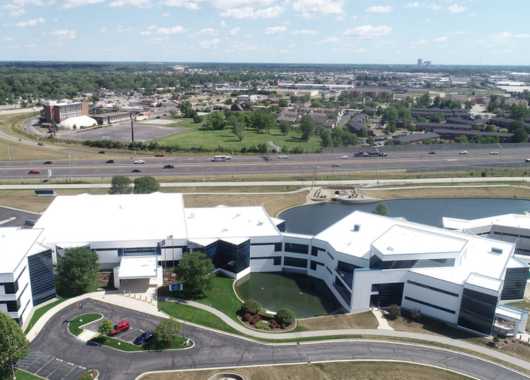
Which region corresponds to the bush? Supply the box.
[386,304,400,321]
[275,309,295,328]
[98,320,113,336]
[241,299,262,315]
[255,320,271,331]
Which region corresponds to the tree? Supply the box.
[110,176,131,194]
[0,313,28,379]
[373,203,388,216]
[275,309,295,328]
[203,112,226,130]
[98,320,113,336]
[512,127,528,143]
[152,319,182,349]
[320,128,333,148]
[251,110,276,133]
[56,247,99,297]
[133,176,160,194]
[231,120,245,142]
[179,101,194,118]
[278,99,289,107]
[175,252,214,299]
[279,121,290,136]
[300,116,314,141]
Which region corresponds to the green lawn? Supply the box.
[90,333,190,352]
[159,118,322,153]
[14,369,44,380]
[24,298,65,334]
[198,276,243,322]
[68,313,102,336]
[158,301,239,335]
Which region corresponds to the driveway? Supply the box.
[23,299,530,380]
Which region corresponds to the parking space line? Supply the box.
[35,357,56,374]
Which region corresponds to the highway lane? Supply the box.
[1,147,530,179]
[25,300,530,380]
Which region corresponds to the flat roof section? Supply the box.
[119,256,158,279]
[185,206,281,241]
[0,227,43,273]
[35,193,187,246]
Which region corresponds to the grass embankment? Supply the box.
[68,313,102,336]
[24,298,65,334]
[14,369,45,380]
[159,118,322,153]
[139,361,473,380]
[299,312,378,331]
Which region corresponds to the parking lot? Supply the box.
[17,351,87,380]
[0,206,40,227]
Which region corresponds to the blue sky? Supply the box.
[1,0,529,65]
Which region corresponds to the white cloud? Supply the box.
[200,37,220,48]
[366,5,393,14]
[494,32,530,40]
[51,29,78,40]
[265,25,287,35]
[141,24,185,36]
[198,27,217,35]
[228,26,240,36]
[15,17,45,27]
[293,29,318,35]
[109,0,151,7]
[163,0,204,9]
[292,0,343,16]
[448,3,466,13]
[4,0,53,16]
[319,36,339,44]
[221,5,282,19]
[433,35,448,43]
[63,0,105,8]
[344,24,392,39]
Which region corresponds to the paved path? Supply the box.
[24,298,530,380]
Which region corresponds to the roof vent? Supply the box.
[353,224,360,232]
[387,246,394,252]
[491,247,503,255]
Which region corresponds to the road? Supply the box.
[1,146,530,180]
[23,299,530,380]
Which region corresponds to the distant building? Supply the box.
[41,100,89,124]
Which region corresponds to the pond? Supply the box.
[236,272,344,318]
[279,198,530,235]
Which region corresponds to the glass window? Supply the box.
[284,243,309,254]
[284,257,307,268]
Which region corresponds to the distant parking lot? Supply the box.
[59,121,181,143]
[17,351,87,380]
[0,206,39,227]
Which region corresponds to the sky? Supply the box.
[1,0,530,65]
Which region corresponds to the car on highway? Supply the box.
[459,150,469,155]
[367,150,388,157]
[277,155,289,159]
[339,155,349,159]
[332,164,341,168]
[131,169,142,173]
[106,159,115,164]
[98,151,106,154]
[354,151,369,157]
[489,151,500,155]
[133,331,153,346]
[428,151,436,155]
[163,164,175,169]
[155,154,165,157]
[43,161,53,165]
[211,155,232,162]
[526,158,530,163]
[109,320,130,336]
[28,169,40,175]
[133,159,145,164]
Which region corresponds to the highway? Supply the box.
[1,146,530,180]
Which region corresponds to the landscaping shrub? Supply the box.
[386,304,400,321]
[241,299,262,315]
[98,320,113,336]
[151,319,182,349]
[255,320,271,331]
[275,309,295,328]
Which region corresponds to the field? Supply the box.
[159,118,322,153]
[139,361,472,380]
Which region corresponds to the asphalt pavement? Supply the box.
[23,299,530,380]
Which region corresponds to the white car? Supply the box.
[459,151,469,155]
[525,158,530,163]
[133,159,145,164]
[277,155,289,160]
[489,151,500,156]
[339,155,349,159]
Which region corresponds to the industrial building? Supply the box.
[41,100,89,124]
[2,193,528,336]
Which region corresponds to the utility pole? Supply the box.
[130,113,135,143]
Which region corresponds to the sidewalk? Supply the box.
[25,291,530,373]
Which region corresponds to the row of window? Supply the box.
[407,280,459,298]
[0,266,26,295]
[404,296,456,314]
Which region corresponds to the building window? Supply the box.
[1,300,20,312]
[273,257,281,266]
[310,261,324,271]
[370,283,404,307]
[404,296,456,314]
[274,243,283,252]
[458,288,498,334]
[407,280,459,297]
[284,257,307,268]
[326,251,334,261]
[501,267,529,300]
[284,243,309,255]
[336,261,359,288]
[370,255,455,270]
[311,247,319,256]
[333,277,352,306]
[120,247,159,256]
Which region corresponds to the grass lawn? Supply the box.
[24,298,64,334]
[197,276,242,322]
[139,361,472,380]
[159,118,322,153]
[158,301,239,335]
[90,335,143,352]
[299,311,379,331]
[68,313,102,336]
[14,369,44,380]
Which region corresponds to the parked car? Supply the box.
[43,161,53,165]
[106,159,115,164]
[131,169,142,173]
[163,164,175,169]
[109,320,130,336]
[133,331,153,345]
[86,339,101,347]
[133,159,145,165]
[28,169,40,175]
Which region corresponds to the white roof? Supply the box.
[443,213,530,232]
[0,228,43,273]
[316,211,517,290]
[184,206,280,241]
[119,256,157,279]
[35,193,187,246]
[60,115,97,129]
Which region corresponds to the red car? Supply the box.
[28,169,40,175]
[109,320,130,336]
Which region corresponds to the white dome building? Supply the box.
[59,115,97,130]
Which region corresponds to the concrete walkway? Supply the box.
[372,308,394,331]
[26,291,530,373]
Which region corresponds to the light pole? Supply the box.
[130,113,135,143]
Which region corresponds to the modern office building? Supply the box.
[2,193,528,336]
[41,100,89,124]
[0,228,56,326]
